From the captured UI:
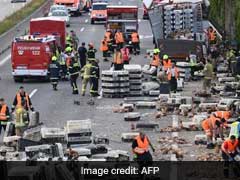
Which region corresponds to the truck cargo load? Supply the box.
[11,35,57,82]
[30,17,66,49]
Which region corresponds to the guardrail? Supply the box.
[0,0,52,57]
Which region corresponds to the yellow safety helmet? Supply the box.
[52,56,57,61]
[153,48,160,54]
[163,54,169,60]
[65,46,72,52]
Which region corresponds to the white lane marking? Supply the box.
[139,35,153,40]
[80,27,85,32]
[29,89,38,98]
[0,54,11,66]
[85,19,88,23]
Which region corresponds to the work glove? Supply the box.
[152,148,155,153]
[30,107,34,112]
[11,107,15,113]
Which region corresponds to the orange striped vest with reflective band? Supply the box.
[100,40,108,51]
[115,32,124,44]
[135,135,149,153]
[131,32,139,43]
[17,93,30,109]
[0,104,7,121]
[225,139,239,153]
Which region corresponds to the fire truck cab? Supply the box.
[11,35,57,82]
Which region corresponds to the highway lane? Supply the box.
[0,0,32,21]
[0,0,158,154]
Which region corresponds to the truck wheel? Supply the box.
[14,76,23,83]
[91,19,94,24]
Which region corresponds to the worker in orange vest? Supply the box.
[166,63,179,93]
[162,54,172,71]
[202,113,226,149]
[115,30,124,49]
[105,29,113,52]
[113,48,123,70]
[208,26,216,45]
[132,132,154,162]
[214,110,232,121]
[0,98,10,135]
[131,30,140,55]
[150,50,160,79]
[221,135,239,161]
[12,86,34,112]
[100,36,109,61]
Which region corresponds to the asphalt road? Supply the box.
[0,0,32,21]
[0,0,212,160]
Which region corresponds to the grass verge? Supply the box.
[0,0,46,35]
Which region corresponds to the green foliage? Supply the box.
[0,0,45,35]
[209,0,240,41]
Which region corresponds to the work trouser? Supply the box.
[82,77,90,95]
[203,78,212,91]
[15,108,28,136]
[132,42,140,54]
[102,51,108,59]
[70,74,79,94]
[170,77,177,92]
[0,122,7,135]
[90,77,99,97]
[123,60,129,64]
[50,78,59,90]
[108,42,113,52]
[79,58,86,69]
[60,65,68,79]
[114,63,123,71]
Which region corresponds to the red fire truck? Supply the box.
[30,17,66,49]
[11,35,57,82]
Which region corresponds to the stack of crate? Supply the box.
[101,70,130,98]
[65,119,92,146]
[124,64,142,96]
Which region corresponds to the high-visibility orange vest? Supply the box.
[150,55,160,67]
[214,111,231,120]
[202,115,219,131]
[113,52,123,64]
[131,32,139,43]
[100,40,108,52]
[16,93,30,109]
[134,135,149,154]
[167,67,179,80]
[105,32,111,42]
[222,139,239,153]
[208,30,216,41]
[115,32,124,44]
[0,104,7,121]
[163,59,172,70]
